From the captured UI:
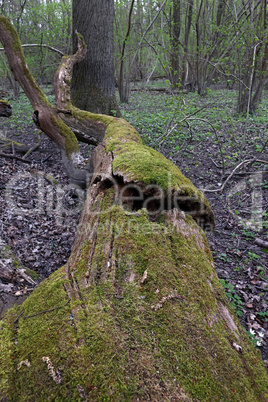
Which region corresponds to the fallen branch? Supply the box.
[0,151,32,163]
[255,238,268,249]
[203,159,267,193]
[0,43,64,56]
[158,105,208,148]
[22,130,41,159]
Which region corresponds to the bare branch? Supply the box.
[0,43,64,56]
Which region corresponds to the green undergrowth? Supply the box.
[1,197,267,401]
[120,87,268,162]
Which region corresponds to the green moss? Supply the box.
[103,118,214,227]
[0,16,24,57]
[76,32,87,50]
[71,106,115,126]
[50,113,79,157]
[0,99,10,105]
[104,118,196,189]
[0,202,267,400]
[0,16,52,109]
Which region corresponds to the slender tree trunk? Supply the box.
[71,0,121,116]
[181,0,193,87]
[118,0,135,103]
[170,0,181,89]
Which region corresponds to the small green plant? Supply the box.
[246,251,261,261]
[241,229,255,240]
[219,253,231,263]
[234,265,244,272]
[110,109,117,117]
[247,329,258,346]
[257,311,268,322]
[219,279,244,317]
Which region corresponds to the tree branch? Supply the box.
[0,43,64,56]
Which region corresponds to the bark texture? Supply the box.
[71,0,121,116]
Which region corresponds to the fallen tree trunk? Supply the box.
[0,16,267,402]
[1,125,267,400]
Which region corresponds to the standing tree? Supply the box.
[71,0,121,116]
[170,0,181,89]
[0,12,268,402]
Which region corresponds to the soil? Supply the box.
[0,90,267,363]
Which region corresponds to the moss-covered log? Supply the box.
[1,115,268,400]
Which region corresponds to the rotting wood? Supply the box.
[0,100,12,117]
[255,238,268,249]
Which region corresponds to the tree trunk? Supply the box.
[118,0,135,103]
[71,0,121,117]
[170,0,181,89]
[0,16,268,402]
[181,0,194,87]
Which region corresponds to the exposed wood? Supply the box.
[255,238,268,249]
[0,16,94,187]
[0,151,32,163]
[0,17,76,152]
[0,261,14,283]
[54,31,106,146]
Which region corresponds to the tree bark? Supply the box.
[0,16,104,188]
[0,16,267,402]
[71,0,121,116]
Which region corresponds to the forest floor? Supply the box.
[0,85,267,362]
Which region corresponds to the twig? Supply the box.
[0,43,64,56]
[23,298,70,319]
[42,154,53,163]
[205,158,268,193]
[207,60,249,89]
[131,0,168,67]
[22,130,41,159]
[210,158,221,169]
[255,238,268,249]
[14,310,24,324]
[158,105,208,147]
[203,159,253,193]
[260,137,268,154]
[188,117,225,174]
[231,343,268,402]
[0,152,32,163]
